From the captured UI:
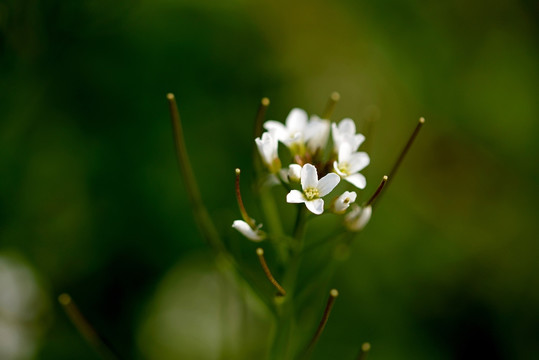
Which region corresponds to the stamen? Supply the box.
[338,162,350,176]
[322,91,340,120]
[357,342,371,360]
[167,93,221,250]
[235,168,256,229]
[58,293,121,360]
[304,187,320,200]
[256,248,286,296]
[302,289,339,358]
[365,175,388,207]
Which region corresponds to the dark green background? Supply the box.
[1,0,538,359]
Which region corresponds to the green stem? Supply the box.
[376,117,424,206]
[58,294,121,360]
[269,205,308,359]
[356,342,371,360]
[167,94,276,316]
[259,185,287,262]
[293,206,307,243]
[300,289,339,359]
[167,93,222,251]
[321,92,340,120]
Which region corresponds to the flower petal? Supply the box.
[352,134,366,150]
[338,118,356,134]
[263,120,286,133]
[286,190,306,203]
[301,163,318,190]
[333,161,346,177]
[286,108,308,134]
[255,132,281,173]
[338,143,353,163]
[333,118,365,152]
[305,116,330,151]
[348,152,370,173]
[317,173,340,196]
[263,121,288,142]
[232,220,265,241]
[345,173,367,189]
[255,132,275,163]
[305,199,324,215]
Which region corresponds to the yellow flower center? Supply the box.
[304,187,320,200]
[338,162,350,176]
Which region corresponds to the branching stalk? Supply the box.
[322,92,340,120]
[58,294,120,360]
[167,94,277,316]
[377,117,424,205]
[301,289,339,359]
[167,93,222,250]
[365,175,388,207]
[256,248,286,296]
[235,168,256,228]
[357,342,371,360]
[387,118,424,186]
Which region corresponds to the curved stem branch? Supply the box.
[58,294,121,360]
[300,289,339,359]
[167,93,222,250]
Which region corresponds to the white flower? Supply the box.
[255,132,281,173]
[286,163,340,215]
[264,108,308,153]
[305,115,330,153]
[344,205,372,231]
[333,143,370,189]
[332,118,365,152]
[232,220,265,241]
[333,191,357,214]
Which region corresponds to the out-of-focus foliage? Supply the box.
[0,0,537,359]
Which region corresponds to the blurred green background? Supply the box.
[1,0,538,359]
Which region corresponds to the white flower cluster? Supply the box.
[233,107,373,241]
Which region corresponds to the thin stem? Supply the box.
[357,342,371,360]
[225,256,277,317]
[322,92,340,120]
[235,168,256,228]
[293,205,307,242]
[167,94,278,317]
[256,248,286,296]
[301,289,339,359]
[58,294,120,360]
[268,206,307,359]
[277,173,292,193]
[301,229,348,257]
[365,175,388,207]
[167,93,222,250]
[387,117,425,186]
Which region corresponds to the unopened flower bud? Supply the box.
[232,220,266,241]
[344,205,372,231]
[288,164,302,182]
[255,132,281,173]
[332,191,357,214]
